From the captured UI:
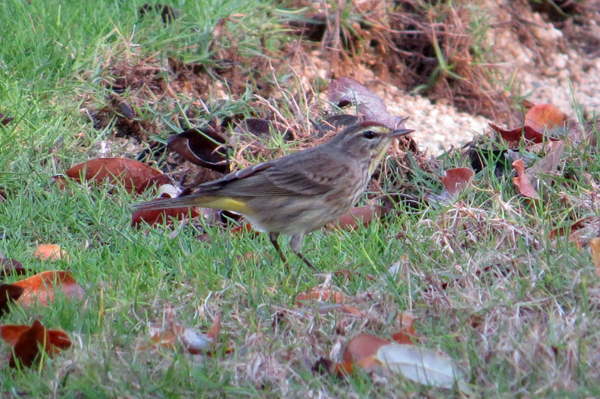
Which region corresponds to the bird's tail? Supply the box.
[131,194,250,214]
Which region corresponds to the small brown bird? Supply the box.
[133,121,413,270]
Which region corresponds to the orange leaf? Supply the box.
[334,361,353,378]
[441,167,474,196]
[512,159,539,199]
[525,103,567,133]
[207,314,221,340]
[34,244,68,261]
[342,333,390,364]
[0,325,30,346]
[297,288,347,304]
[591,238,600,276]
[12,271,84,307]
[54,157,170,194]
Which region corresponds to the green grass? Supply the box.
[1,0,600,397]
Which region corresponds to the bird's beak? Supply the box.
[391,128,414,137]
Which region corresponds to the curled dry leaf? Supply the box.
[0,320,72,368]
[591,238,600,276]
[297,288,348,304]
[328,206,382,231]
[54,158,170,194]
[34,244,68,261]
[143,314,222,355]
[167,128,229,173]
[392,313,418,345]
[512,159,539,199]
[375,343,472,394]
[10,270,84,307]
[328,77,408,129]
[440,167,475,196]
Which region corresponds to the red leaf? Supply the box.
[54,158,169,194]
[489,124,558,148]
[441,167,474,196]
[0,284,25,316]
[131,205,200,228]
[1,320,71,368]
[512,159,539,199]
[0,259,27,278]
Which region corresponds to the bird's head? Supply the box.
[330,121,414,175]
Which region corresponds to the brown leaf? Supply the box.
[167,128,229,173]
[144,318,220,355]
[55,158,170,194]
[391,318,417,345]
[342,333,390,365]
[34,244,68,261]
[525,104,567,133]
[0,113,14,126]
[0,259,27,278]
[527,140,565,181]
[328,206,382,231]
[549,216,598,241]
[440,167,474,196]
[512,159,539,199]
[131,204,200,228]
[1,320,72,368]
[328,77,408,129]
[11,271,84,307]
[591,238,600,276]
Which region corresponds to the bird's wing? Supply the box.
[197,150,349,197]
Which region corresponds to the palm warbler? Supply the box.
[133,121,413,270]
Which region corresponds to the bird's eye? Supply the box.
[362,130,376,139]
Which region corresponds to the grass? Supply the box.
[1,0,600,397]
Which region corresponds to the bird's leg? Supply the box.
[269,232,288,264]
[289,234,317,271]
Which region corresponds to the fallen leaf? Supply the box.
[11,271,84,307]
[0,259,27,278]
[0,284,25,317]
[489,123,558,148]
[440,167,474,196]
[342,333,390,370]
[131,204,200,228]
[525,103,567,133]
[0,320,72,368]
[526,140,565,182]
[297,288,348,304]
[328,206,381,231]
[144,315,221,355]
[375,343,472,393]
[549,216,598,241]
[512,159,539,199]
[328,77,408,129]
[34,244,68,261]
[313,114,363,137]
[392,313,417,345]
[54,158,170,194]
[0,113,13,126]
[167,128,229,173]
[591,238,600,276]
